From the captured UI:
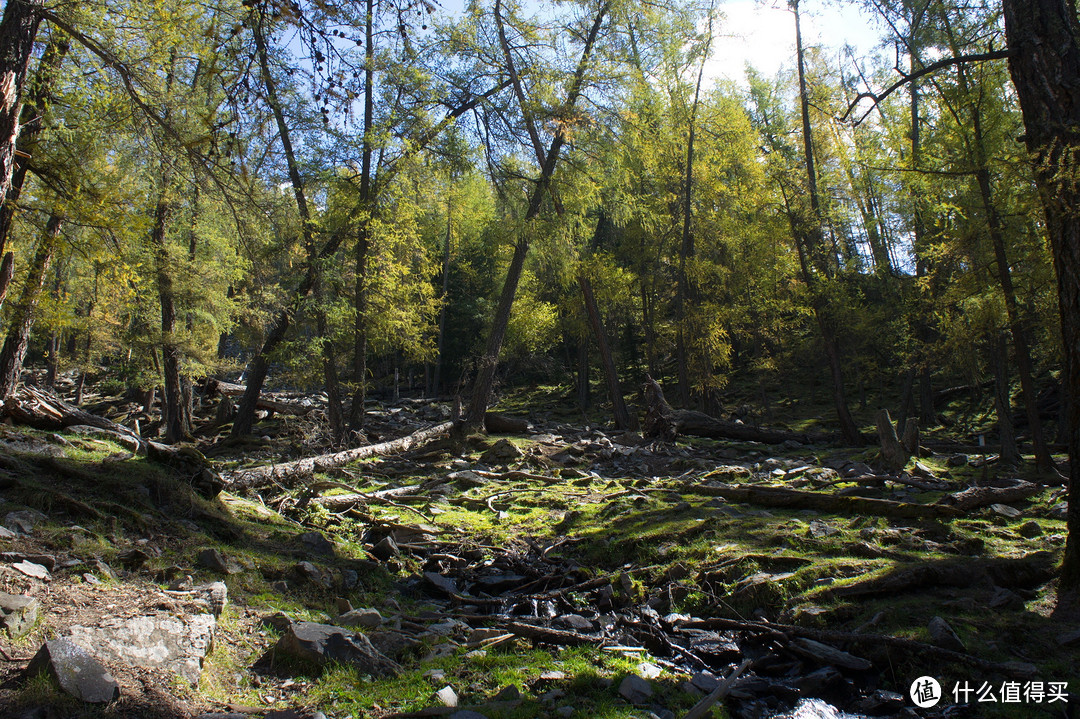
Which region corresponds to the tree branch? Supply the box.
[839,49,1011,124]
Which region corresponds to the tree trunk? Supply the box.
[792,0,861,445]
[0,0,44,209]
[0,212,59,397]
[0,250,13,311]
[992,333,1019,466]
[579,274,633,430]
[432,188,452,398]
[1002,0,1080,604]
[0,33,66,264]
[461,1,610,433]
[234,8,347,437]
[347,0,378,431]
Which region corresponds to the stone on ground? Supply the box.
[618,674,653,704]
[928,616,966,652]
[65,612,216,684]
[0,592,39,638]
[274,621,399,676]
[26,637,120,704]
[336,608,382,629]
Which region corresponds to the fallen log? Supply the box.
[2,385,146,453]
[642,376,832,445]
[205,378,312,416]
[686,482,964,520]
[483,412,529,434]
[937,481,1042,511]
[500,620,602,646]
[824,552,1056,599]
[680,616,1040,678]
[225,421,453,489]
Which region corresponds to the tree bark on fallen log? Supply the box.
[2,385,146,453]
[225,421,452,489]
[205,378,312,416]
[938,481,1042,511]
[483,412,529,434]
[823,552,1056,599]
[686,481,964,520]
[643,376,832,445]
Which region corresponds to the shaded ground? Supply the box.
[0,383,1076,719]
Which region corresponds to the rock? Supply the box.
[480,439,522,464]
[555,614,593,631]
[334,598,353,615]
[423,571,458,595]
[117,548,151,570]
[260,612,294,631]
[424,669,447,681]
[851,689,905,714]
[336,608,383,629]
[274,622,399,676]
[290,561,332,588]
[449,712,489,719]
[26,638,120,703]
[808,520,840,538]
[541,688,566,704]
[690,671,720,692]
[947,454,970,467]
[989,587,1023,610]
[199,581,228,617]
[448,470,485,488]
[539,670,566,682]
[12,561,50,581]
[791,637,872,671]
[636,661,662,679]
[371,536,400,561]
[990,503,1022,518]
[89,559,116,580]
[197,548,240,575]
[4,509,46,535]
[494,685,522,701]
[464,649,487,659]
[793,666,843,694]
[618,674,653,704]
[299,531,336,556]
[435,685,459,707]
[0,593,39,638]
[1018,521,1043,538]
[1057,628,1080,647]
[66,613,216,684]
[928,616,965,652]
[0,525,15,539]
[1049,502,1068,519]
[555,707,575,718]
[339,568,358,590]
[367,630,422,660]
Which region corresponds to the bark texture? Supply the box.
[1002,0,1080,601]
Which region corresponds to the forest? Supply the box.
[0,0,1078,717]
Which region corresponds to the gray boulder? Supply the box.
[26,638,120,703]
[0,592,38,638]
[336,608,382,629]
[66,612,216,684]
[274,622,399,676]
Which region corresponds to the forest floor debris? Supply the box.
[0,381,1075,718]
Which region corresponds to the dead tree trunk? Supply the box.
[0,212,59,397]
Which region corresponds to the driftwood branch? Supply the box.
[226,421,452,489]
[2,385,146,453]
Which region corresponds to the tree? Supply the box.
[0,0,44,208]
[1001,0,1080,608]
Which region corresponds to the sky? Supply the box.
[706,0,885,85]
